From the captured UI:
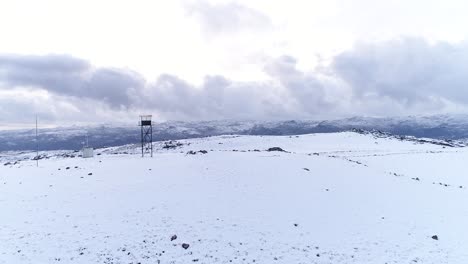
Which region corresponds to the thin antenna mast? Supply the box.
[35,115,38,167]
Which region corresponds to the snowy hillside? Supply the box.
[1,132,468,263]
[4,114,468,151]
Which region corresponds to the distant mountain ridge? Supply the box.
[2,114,468,151]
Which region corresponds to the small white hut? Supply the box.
[82,147,94,158]
[81,132,93,158]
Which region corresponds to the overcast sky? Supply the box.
[1,0,468,127]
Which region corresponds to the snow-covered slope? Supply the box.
[1,132,467,263]
[4,114,468,151]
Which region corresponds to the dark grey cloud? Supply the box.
[333,38,468,106]
[185,1,272,35]
[144,74,289,120]
[0,54,145,109]
[264,56,336,114]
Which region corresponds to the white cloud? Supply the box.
[185,1,272,35]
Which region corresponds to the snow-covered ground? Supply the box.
[1,132,467,263]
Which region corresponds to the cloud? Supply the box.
[0,54,145,109]
[264,55,341,114]
[333,38,468,106]
[184,1,272,35]
[2,37,468,125]
[144,74,289,120]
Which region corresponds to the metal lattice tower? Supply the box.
[139,115,153,157]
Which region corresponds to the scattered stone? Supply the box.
[352,128,465,147]
[3,162,11,166]
[182,243,190,250]
[163,141,184,149]
[187,150,208,155]
[66,167,70,170]
[171,235,177,241]
[32,155,44,160]
[432,235,439,240]
[294,223,298,227]
[303,168,310,171]
[88,173,93,176]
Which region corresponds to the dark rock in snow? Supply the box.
[303,168,310,171]
[171,235,177,241]
[182,243,190,249]
[88,173,92,176]
[432,235,439,240]
[267,147,285,152]
[66,167,70,170]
